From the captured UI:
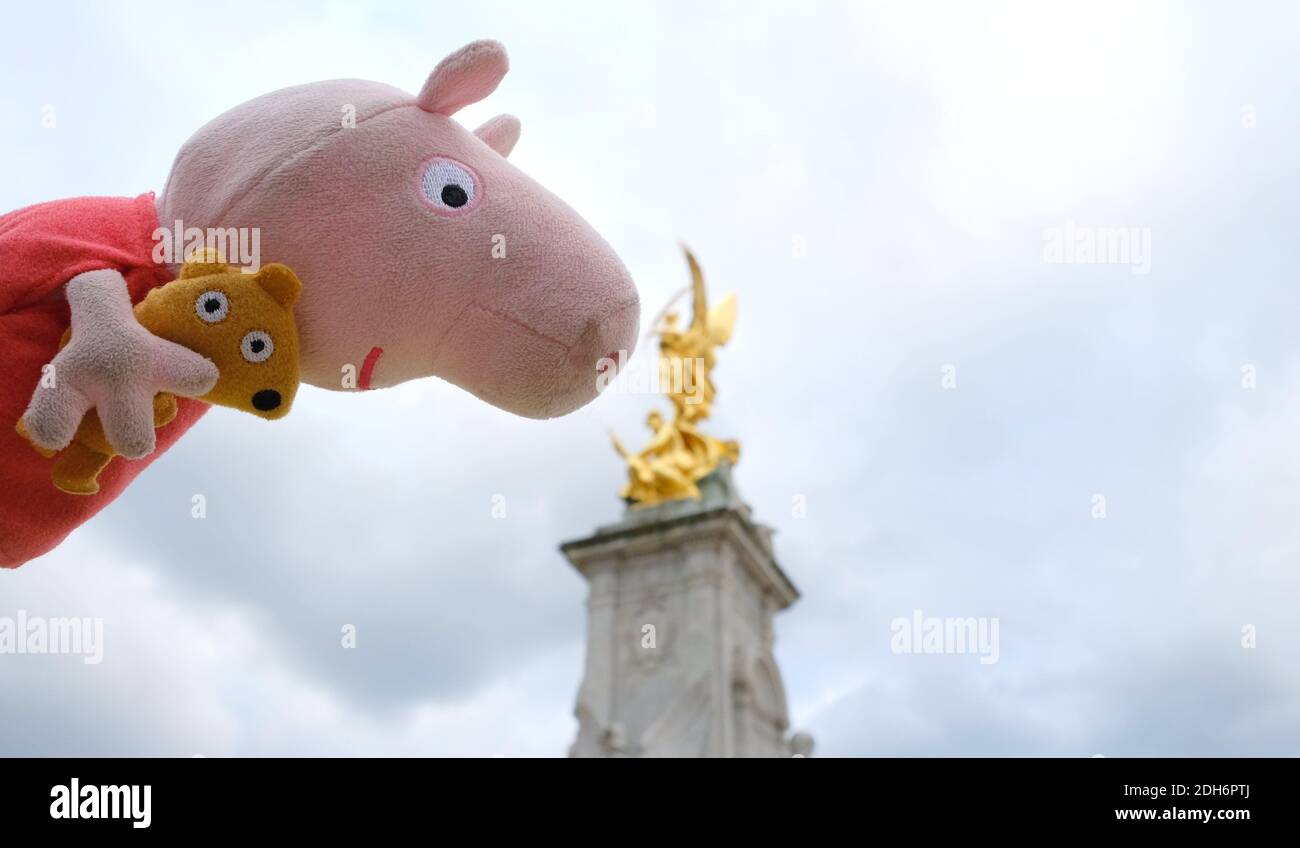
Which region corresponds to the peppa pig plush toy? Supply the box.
[0,40,640,568]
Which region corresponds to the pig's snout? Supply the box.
[548,290,640,417]
[432,275,640,420]
[573,294,640,380]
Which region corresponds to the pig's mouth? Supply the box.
[358,346,384,390]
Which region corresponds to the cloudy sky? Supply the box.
[2,0,1299,756]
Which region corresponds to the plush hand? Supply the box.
[20,269,219,459]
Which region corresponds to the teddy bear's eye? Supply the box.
[241,330,274,363]
[195,291,229,323]
[420,157,478,213]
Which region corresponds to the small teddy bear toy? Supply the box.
[16,252,303,495]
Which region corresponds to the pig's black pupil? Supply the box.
[251,339,265,353]
[441,184,468,208]
[204,299,221,313]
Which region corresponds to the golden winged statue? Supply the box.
[611,246,740,507]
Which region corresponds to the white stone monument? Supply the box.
[562,462,812,757]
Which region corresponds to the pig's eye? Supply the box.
[195,291,229,323]
[421,157,479,213]
[241,330,274,363]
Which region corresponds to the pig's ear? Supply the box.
[253,264,302,309]
[417,40,509,116]
[474,114,521,157]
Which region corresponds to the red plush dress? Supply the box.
[0,193,208,568]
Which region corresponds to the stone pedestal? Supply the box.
[562,463,811,757]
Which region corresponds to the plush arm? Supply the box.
[20,269,218,459]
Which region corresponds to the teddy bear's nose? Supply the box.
[252,389,282,411]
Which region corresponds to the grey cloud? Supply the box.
[3,0,1300,756]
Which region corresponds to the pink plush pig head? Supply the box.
[160,40,639,418]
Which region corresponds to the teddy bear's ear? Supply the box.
[253,264,302,309]
[417,40,508,116]
[180,247,230,279]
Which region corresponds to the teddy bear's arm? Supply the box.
[20,269,218,459]
[153,393,178,427]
